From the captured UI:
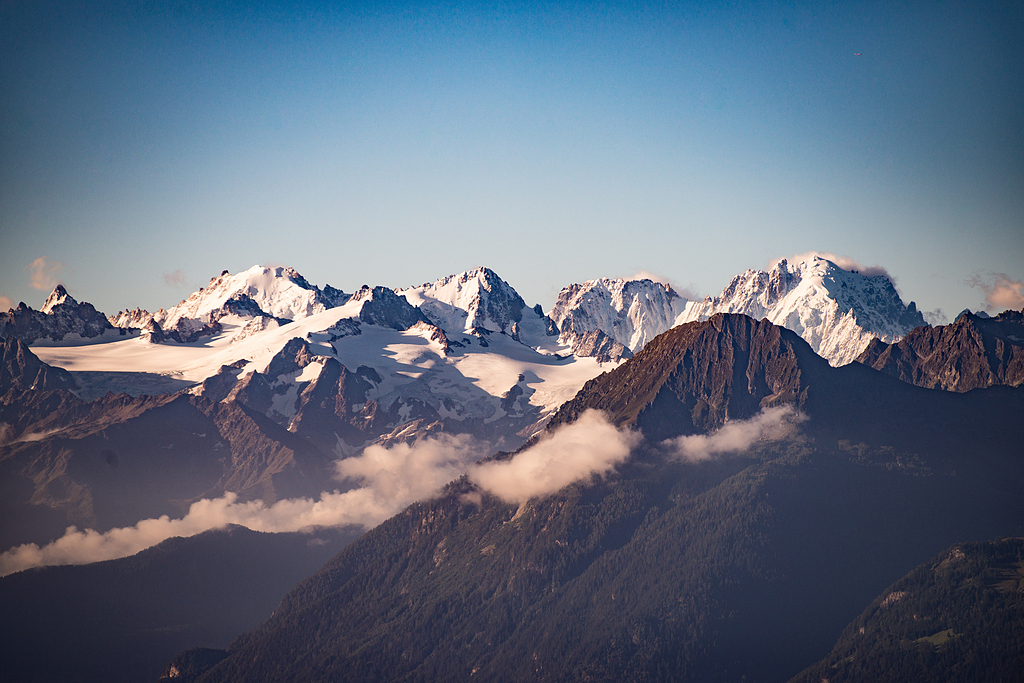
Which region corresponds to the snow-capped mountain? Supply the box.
[550,256,927,366]
[550,277,689,361]
[399,267,558,348]
[155,265,347,327]
[681,256,926,365]
[28,266,605,448]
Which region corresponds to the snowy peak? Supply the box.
[154,266,348,330]
[399,267,529,337]
[550,277,689,357]
[40,284,75,314]
[683,255,926,365]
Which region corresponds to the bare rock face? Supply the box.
[550,313,828,440]
[569,329,632,364]
[856,308,1024,391]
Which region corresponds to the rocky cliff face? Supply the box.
[856,308,1024,391]
[550,313,826,439]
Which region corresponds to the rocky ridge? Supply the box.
[856,308,1024,391]
[0,285,124,344]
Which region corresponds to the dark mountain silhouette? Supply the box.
[791,538,1024,682]
[0,524,360,683]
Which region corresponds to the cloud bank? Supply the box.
[26,257,65,291]
[969,273,1024,312]
[662,405,805,462]
[0,434,487,577]
[470,410,641,504]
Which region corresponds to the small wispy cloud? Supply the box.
[25,257,65,291]
[922,309,947,326]
[470,410,641,504]
[662,405,805,462]
[0,295,14,312]
[968,273,1024,312]
[163,270,187,287]
[770,252,892,280]
[3,407,800,576]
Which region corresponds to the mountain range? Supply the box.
[0,257,934,554]
[1,255,1021,682]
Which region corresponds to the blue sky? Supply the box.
[2,0,1022,321]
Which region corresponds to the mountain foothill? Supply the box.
[1,256,1022,683]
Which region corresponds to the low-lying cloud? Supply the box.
[770,252,892,280]
[26,257,65,291]
[968,273,1024,312]
[1,412,648,575]
[662,405,805,462]
[0,295,13,312]
[0,434,487,577]
[470,410,640,504]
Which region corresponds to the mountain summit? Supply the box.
[550,256,927,366]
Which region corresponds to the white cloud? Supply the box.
[163,269,186,287]
[0,295,14,312]
[969,273,1024,312]
[662,405,805,462]
[470,410,640,504]
[335,433,488,510]
[25,257,65,291]
[922,308,947,326]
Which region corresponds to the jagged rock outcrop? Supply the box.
[550,313,825,439]
[567,329,632,364]
[288,359,380,453]
[0,285,121,343]
[108,307,154,329]
[351,286,429,330]
[856,308,1024,391]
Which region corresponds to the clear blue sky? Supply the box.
[2,0,1022,321]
